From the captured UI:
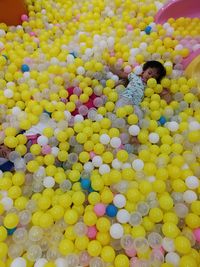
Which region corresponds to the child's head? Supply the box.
[142,61,166,83]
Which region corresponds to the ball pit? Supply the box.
[0,0,200,266]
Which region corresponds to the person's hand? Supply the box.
[117,78,128,87]
[130,136,140,145]
[0,145,12,159]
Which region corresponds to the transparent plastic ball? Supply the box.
[134,237,149,253]
[148,232,162,249]
[27,245,42,261]
[8,244,24,258]
[28,226,44,242]
[137,202,150,216]
[74,222,88,236]
[120,234,134,250]
[129,212,142,226]
[19,210,31,225]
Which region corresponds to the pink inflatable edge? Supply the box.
[155,0,200,24]
[155,0,200,69]
[181,49,200,69]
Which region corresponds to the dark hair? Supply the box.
[143,60,166,83]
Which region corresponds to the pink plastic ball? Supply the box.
[78,105,88,116]
[93,97,103,108]
[90,152,96,159]
[127,24,133,31]
[87,226,97,239]
[73,87,82,96]
[94,203,106,216]
[193,228,200,242]
[29,32,36,37]
[110,52,115,57]
[42,145,51,155]
[21,14,29,22]
[117,58,124,65]
[125,248,137,257]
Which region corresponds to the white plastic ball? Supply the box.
[34,258,48,267]
[110,223,124,239]
[99,164,110,175]
[185,176,199,189]
[12,107,21,115]
[0,42,4,50]
[132,159,144,171]
[92,156,103,167]
[11,257,27,267]
[165,252,180,266]
[67,54,75,63]
[134,66,143,75]
[175,44,183,51]
[77,66,85,75]
[51,147,59,157]
[74,115,84,123]
[55,258,67,267]
[113,194,126,208]
[4,89,13,98]
[116,209,130,224]
[183,190,197,203]
[112,159,122,170]
[64,110,72,120]
[100,134,110,145]
[1,197,13,210]
[167,121,179,132]
[37,135,48,146]
[83,162,94,172]
[189,121,200,131]
[111,75,119,82]
[148,133,160,143]
[128,125,140,136]
[121,163,132,169]
[110,137,121,148]
[130,48,140,56]
[162,237,175,252]
[43,176,55,188]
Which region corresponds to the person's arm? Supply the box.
[109,65,128,79]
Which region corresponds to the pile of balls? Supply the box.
[0,0,200,266]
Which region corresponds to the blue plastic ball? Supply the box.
[81,178,91,190]
[21,64,30,72]
[6,227,17,235]
[145,26,152,34]
[106,204,118,217]
[158,116,167,125]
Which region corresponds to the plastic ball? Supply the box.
[116,209,130,224]
[149,132,160,143]
[4,213,19,229]
[110,223,124,239]
[106,204,118,217]
[94,203,106,216]
[145,26,152,34]
[21,64,30,72]
[10,257,26,267]
[113,194,126,208]
[128,125,140,136]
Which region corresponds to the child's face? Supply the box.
[142,67,159,83]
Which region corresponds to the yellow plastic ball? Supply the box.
[83,211,97,226]
[114,254,129,267]
[64,209,79,225]
[3,213,19,229]
[88,240,102,257]
[59,239,74,256]
[162,222,180,238]
[175,236,191,254]
[101,246,116,262]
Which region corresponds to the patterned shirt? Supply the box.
[120,73,145,105]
